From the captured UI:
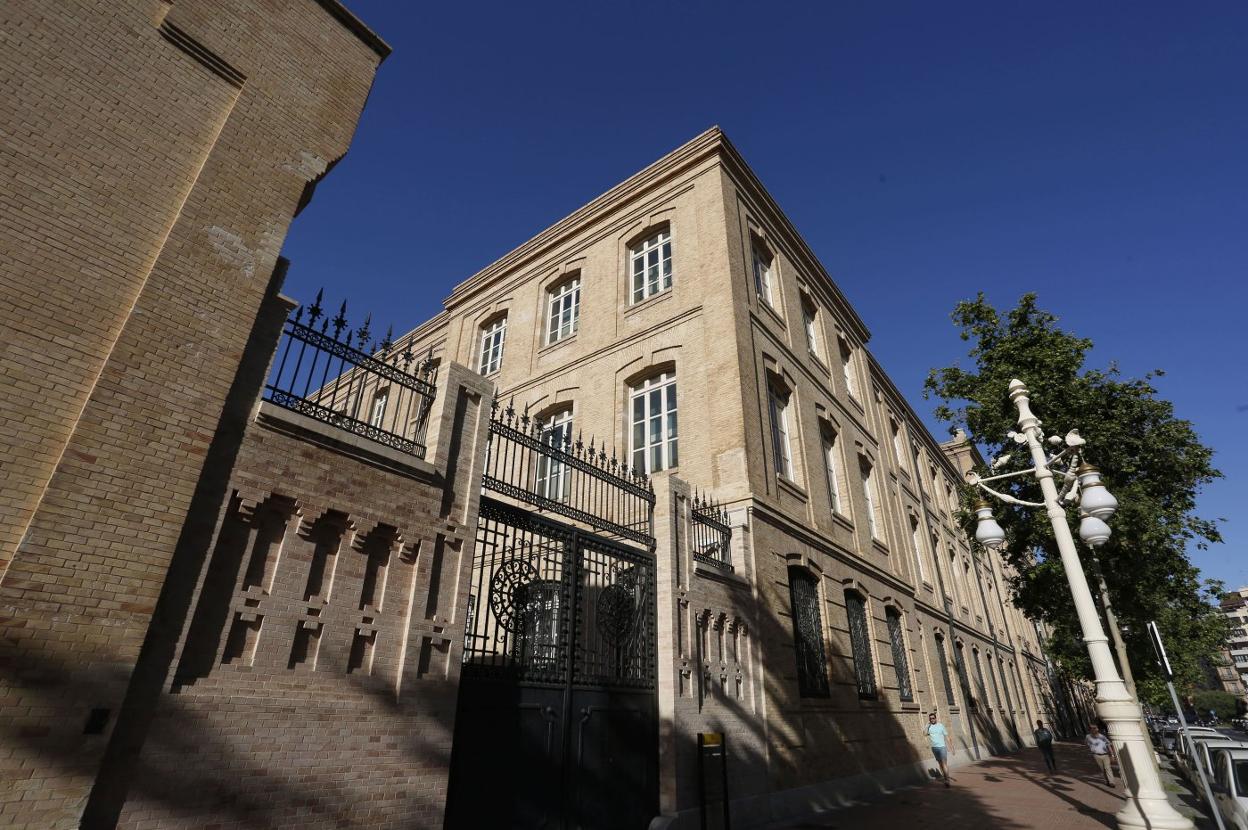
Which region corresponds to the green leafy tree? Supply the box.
[925,293,1226,703]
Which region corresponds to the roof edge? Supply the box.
[314,0,392,61]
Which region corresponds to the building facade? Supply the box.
[390,128,1062,826]
[0,2,389,827]
[1220,589,1248,697]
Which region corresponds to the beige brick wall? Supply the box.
[0,2,388,826]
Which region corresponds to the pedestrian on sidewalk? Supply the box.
[925,712,951,787]
[1033,720,1057,772]
[1084,723,1116,786]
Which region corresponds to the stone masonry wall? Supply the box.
[0,2,388,827]
[115,361,492,829]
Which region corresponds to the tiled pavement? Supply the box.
[775,742,1214,829]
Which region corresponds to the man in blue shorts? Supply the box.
[926,711,951,786]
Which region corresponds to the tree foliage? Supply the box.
[925,293,1225,703]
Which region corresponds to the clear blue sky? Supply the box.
[283,1,1247,589]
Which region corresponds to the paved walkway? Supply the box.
[779,741,1208,829]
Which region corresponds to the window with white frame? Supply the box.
[821,428,843,514]
[767,380,795,482]
[547,276,580,344]
[536,409,573,501]
[860,457,881,539]
[369,388,388,428]
[839,338,859,400]
[630,229,672,303]
[890,418,905,469]
[910,516,927,582]
[752,241,773,305]
[478,315,507,375]
[630,371,678,473]
[801,297,820,356]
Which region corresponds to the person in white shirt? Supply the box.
[1084,723,1116,785]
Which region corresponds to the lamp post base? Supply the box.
[1098,698,1195,830]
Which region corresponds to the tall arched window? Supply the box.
[845,590,877,699]
[767,377,796,482]
[972,647,989,714]
[630,228,672,303]
[629,370,677,473]
[934,633,956,706]
[788,567,829,697]
[954,641,976,711]
[546,275,580,344]
[536,409,573,501]
[886,607,913,702]
[478,314,507,375]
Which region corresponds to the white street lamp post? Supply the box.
[969,379,1192,830]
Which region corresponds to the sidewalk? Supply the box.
[778,741,1208,829]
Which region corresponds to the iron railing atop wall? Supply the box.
[265,290,436,458]
[691,493,732,571]
[482,398,655,546]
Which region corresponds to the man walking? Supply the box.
[926,712,951,787]
[1033,719,1057,772]
[1085,723,1116,786]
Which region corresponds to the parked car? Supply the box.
[1212,748,1248,830]
[1183,735,1248,786]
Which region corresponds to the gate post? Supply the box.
[651,473,691,818]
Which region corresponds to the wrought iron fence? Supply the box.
[691,492,732,571]
[482,398,655,547]
[264,290,436,457]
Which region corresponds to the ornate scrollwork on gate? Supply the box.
[488,559,539,632]
[596,566,641,645]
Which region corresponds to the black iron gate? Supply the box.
[445,402,658,830]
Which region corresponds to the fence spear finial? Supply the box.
[308,288,324,322]
[380,325,393,355]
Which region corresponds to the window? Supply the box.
[369,388,388,428]
[789,567,830,697]
[479,315,507,375]
[1001,659,1016,712]
[536,410,573,501]
[886,608,913,701]
[515,579,560,672]
[860,458,881,540]
[845,591,877,699]
[752,242,773,305]
[890,419,905,469]
[801,297,820,356]
[839,338,859,400]
[955,642,975,711]
[630,229,672,303]
[821,429,843,514]
[910,517,927,582]
[972,648,989,711]
[630,371,678,473]
[547,276,580,344]
[767,382,795,481]
[935,633,956,705]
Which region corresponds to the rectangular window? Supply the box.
[630,371,677,474]
[839,339,859,400]
[891,419,905,469]
[935,634,956,706]
[790,568,830,697]
[860,459,880,539]
[910,519,926,582]
[802,298,820,356]
[536,410,573,501]
[955,643,976,711]
[822,431,842,514]
[887,609,913,702]
[768,384,794,481]
[752,244,773,305]
[547,277,580,344]
[479,316,507,375]
[369,389,388,428]
[845,591,877,699]
[631,229,673,304]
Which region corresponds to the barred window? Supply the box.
[935,633,956,706]
[972,647,989,712]
[630,229,672,303]
[630,371,678,474]
[547,276,580,344]
[536,409,572,501]
[479,315,507,375]
[955,641,976,711]
[788,567,829,697]
[886,608,913,702]
[1001,658,1016,712]
[845,591,877,699]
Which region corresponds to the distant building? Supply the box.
[1219,588,1248,697]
